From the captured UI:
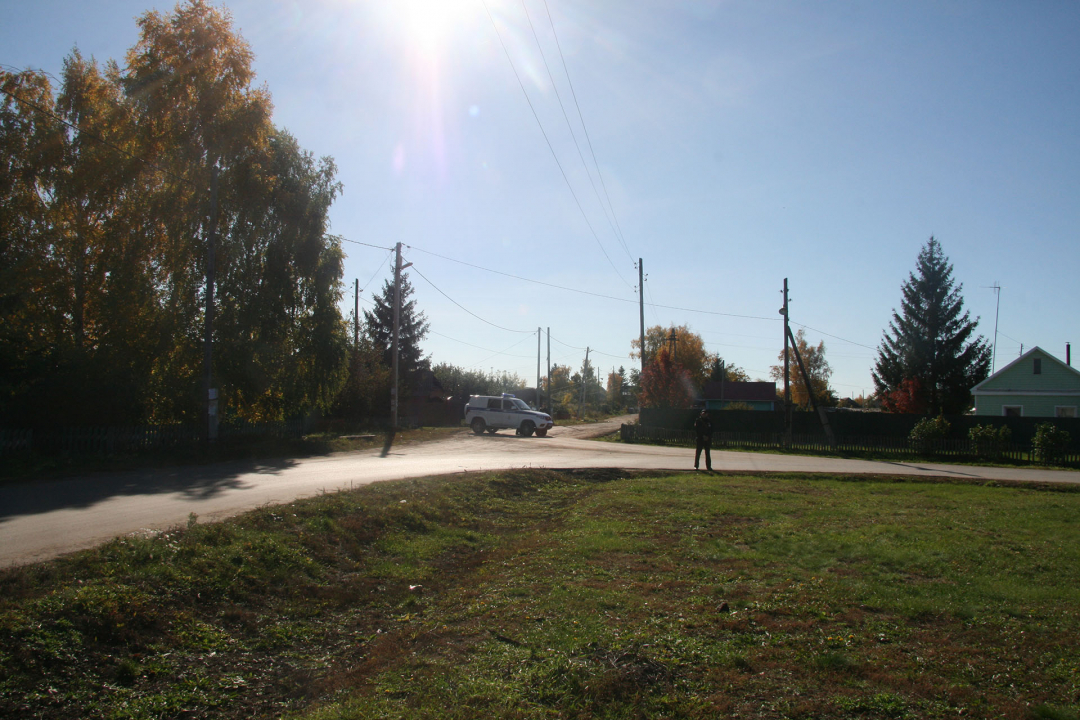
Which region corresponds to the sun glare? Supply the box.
[400,0,469,55]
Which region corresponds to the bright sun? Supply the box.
[399,0,471,56]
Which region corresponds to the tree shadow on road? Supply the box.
[0,457,300,522]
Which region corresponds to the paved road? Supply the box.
[2,416,1077,566]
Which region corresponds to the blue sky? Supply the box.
[4,0,1078,398]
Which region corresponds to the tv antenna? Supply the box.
[984,283,1001,373]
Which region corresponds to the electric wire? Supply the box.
[408,244,633,302]
[481,0,631,289]
[467,333,538,370]
[520,0,627,262]
[359,249,394,296]
[791,322,875,350]
[428,329,535,359]
[406,243,777,321]
[341,238,395,252]
[410,264,534,334]
[541,0,633,261]
[547,331,623,359]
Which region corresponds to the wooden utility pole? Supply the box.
[638,258,645,375]
[203,164,220,444]
[787,324,837,446]
[391,242,412,428]
[782,278,791,447]
[354,278,359,348]
[536,327,541,409]
[579,347,590,418]
[546,327,551,414]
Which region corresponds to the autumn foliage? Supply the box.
[880,377,928,414]
[640,347,694,409]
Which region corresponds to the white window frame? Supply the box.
[1055,405,1078,418]
[1002,405,1023,417]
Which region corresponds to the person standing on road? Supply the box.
[694,409,713,471]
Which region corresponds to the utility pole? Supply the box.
[546,327,551,414]
[638,258,645,376]
[536,327,541,410]
[354,278,359,349]
[203,164,220,444]
[669,328,677,362]
[781,278,791,447]
[391,242,412,428]
[579,347,590,418]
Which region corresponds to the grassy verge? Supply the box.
[3,470,1080,719]
[0,426,466,486]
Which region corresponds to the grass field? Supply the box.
[2,469,1079,719]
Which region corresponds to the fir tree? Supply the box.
[872,237,991,415]
[363,272,430,386]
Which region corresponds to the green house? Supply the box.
[971,347,1080,418]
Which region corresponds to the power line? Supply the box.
[791,322,876,350]
[405,243,778,321]
[359,249,395,296]
[428,329,535,359]
[341,238,395,252]
[481,0,631,289]
[520,0,629,263]
[541,0,633,261]
[410,264,534,334]
[547,331,623,359]
[407,244,633,302]
[466,333,538,370]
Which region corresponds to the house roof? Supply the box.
[971,346,1080,394]
[701,381,777,402]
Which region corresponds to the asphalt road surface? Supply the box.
[2,415,1077,566]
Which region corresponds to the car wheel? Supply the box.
[520,421,535,437]
[535,428,547,437]
[471,418,486,434]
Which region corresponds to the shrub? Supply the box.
[1033,422,1071,465]
[968,424,1011,461]
[909,415,951,455]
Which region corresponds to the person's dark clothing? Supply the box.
[694,413,712,471]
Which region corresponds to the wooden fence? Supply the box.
[619,424,1080,467]
[0,420,304,457]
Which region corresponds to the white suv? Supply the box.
[465,394,554,437]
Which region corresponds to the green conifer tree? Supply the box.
[873,237,991,415]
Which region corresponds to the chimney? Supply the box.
[1068,342,1072,367]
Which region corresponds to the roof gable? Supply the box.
[972,346,1080,394]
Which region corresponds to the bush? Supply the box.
[968,424,1011,461]
[1033,422,1071,465]
[909,415,951,455]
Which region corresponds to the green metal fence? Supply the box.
[619,424,1079,467]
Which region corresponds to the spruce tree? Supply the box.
[872,237,991,415]
[364,272,430,386]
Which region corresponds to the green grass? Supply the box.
[3,470,1080,719]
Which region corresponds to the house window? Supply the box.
[1034,358,1042,375]
[1002,406,1023,417]
[1056,406,1077,418]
